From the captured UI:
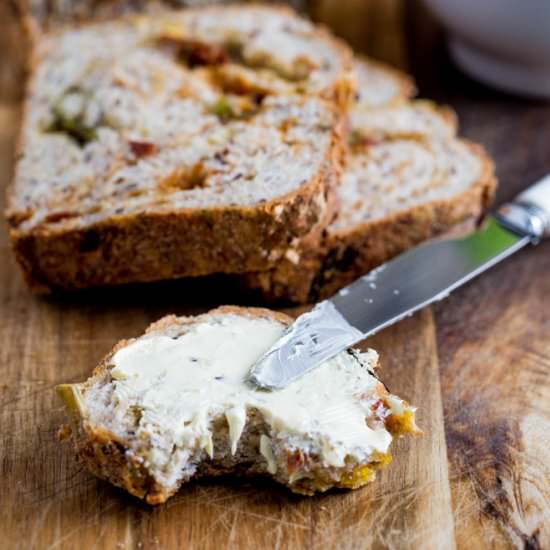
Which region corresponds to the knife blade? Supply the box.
[248,174,550,390]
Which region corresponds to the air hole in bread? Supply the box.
[156,34,229,67]
[186,42,229,68]
[179,40,229,68]
[79,229,101,253]
[321,246,359,276]
[44,211,79,224]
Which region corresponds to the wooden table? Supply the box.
[1,2,549,548]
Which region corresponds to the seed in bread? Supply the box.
[57,306,419,504]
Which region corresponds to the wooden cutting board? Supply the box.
[1,2,549,548]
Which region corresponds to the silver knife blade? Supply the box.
[248,217,532,390]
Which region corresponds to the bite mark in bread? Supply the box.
[57,306,419,504]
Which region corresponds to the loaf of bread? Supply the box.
[243,59,496,303]
[7,5,353,290]
[7,6,496,299]
[57,306,419,504]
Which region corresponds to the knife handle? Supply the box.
[496,174,550,239]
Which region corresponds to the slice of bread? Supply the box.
[243,60,496,303]
[353,56,415,109]
[350,99,457,142]
[15,0,160,29]
[351,58,456,140]
[245,136,495,303]
[7,5,353,291]
[57,306,419,504]
[16,4,355,107]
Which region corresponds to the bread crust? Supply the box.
[245,140,497,303]
[8,102,346,291]
[60,305,417,504]
[9,142,343,291]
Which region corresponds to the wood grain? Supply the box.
[404,4,550,548]
[435,247,550,549]
[1,1,550,549]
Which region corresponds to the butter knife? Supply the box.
[249,174,550,390]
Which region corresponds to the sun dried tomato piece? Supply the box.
[129,140,157,157]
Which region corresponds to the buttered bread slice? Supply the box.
[7,5,352,290]
[57,306,418,504]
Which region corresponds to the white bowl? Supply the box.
[423,0,550,99]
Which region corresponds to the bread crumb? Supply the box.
[284,249,300,264]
